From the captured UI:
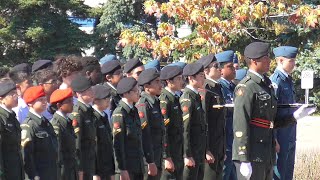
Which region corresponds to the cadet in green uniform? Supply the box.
[123,58,145,80]
[21,86,58,180]
[181,63,210,180]
[50,88,78,180]
[198,54,226,180]
[101,60,123,114]
[69,75,96,180]
[159,65,184,180]
[92,85,115,180]
[113,77,145,180]
[136,69,164,180]
[232,42,306,180]
[0,80,24,180]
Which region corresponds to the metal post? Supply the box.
[305,89,309,105]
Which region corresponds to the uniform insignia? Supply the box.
[236,88,244,96]
[235,131,243,138]
[113,128,121,135]
[7,123,13,127]
[139,112,145,118]
[174,106,179,110]
[161,108,167,115]
[72,119,78,127]
[141,121,147,129]
[164,118,170,126]
[182,106,189,112]
[99,125,105,128]
[160,100,167,104]
[74,127,80,133]
[136,103,145,107]
[21,138,30,147]
[180,99,190,103]
[183,114,189,121]
[21,129,27,139]
[85,120,91,123]
[112,114,123,117]
[113,122,120,129]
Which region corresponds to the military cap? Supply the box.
[123,58,143,73]
[71,75,92,92]
[0,81,16,97]
[235,69,248,81]
[117,77,137,95]
[92,84,111,99]
[233,53,239,64]
[11,63,31,73]
[244,42,270,59]
[215,50,234,63]
[99,54,117,65]
[160,65,182,80]
[273,46,298,58]
[32,59,53,73]
[167,62,187,69]
[138,68,160,86]
[144,60,160,71]
[182,62,204,76]
[23,86,46,104]
[198,53,217,68]
[101,60,121,75]
[50,88,73,104]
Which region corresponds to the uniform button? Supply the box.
[272,106,275,108]
[265,103,268,106]
[260,140,263,142]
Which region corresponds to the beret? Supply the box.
[160,66,183,80]
[50,88,73,104]
[32,60,53,73]
[233,53,239,64]
[123,58,143,73]
[144,60,160,71]
[138,68,160,85]
[183,62,204,76]
[215,50,234,63]
[92,84,111,99]
[117,77,137,95]
[235,69,248,81]
[244,42,270,59]
[23,86,46,104]
[198,53,217,68]
[0,81,16,97]
[71,75,92,92]
[273,46,298,58]
[99,54,117,65]
[101,60,121,75]
[11,63,31,73]
[167,62,187,69]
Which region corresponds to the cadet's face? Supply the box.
[42,78,59,97]
[60,97,74,114]
[131,66,145,80]
[234,63,240,70]
[208,62,221,80]
[90,68,103,85]
[32,96,47,113]
[94,98,110,110]
[194,72,205,88]
[111,69,123,85]
[170,75,184,91]
[281,57,295,74]
[148,77,162,96]
[1,90,18,109]
[80,87,94,104]
[128,85,140,103]
[221,62,236,81]
[19,78,33,95]
[256,55,271,74]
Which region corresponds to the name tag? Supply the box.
[85,120,91,123]
[152,111,158,114]
[7,123,13,127]
[174,106,179,110]
[99,125,105,129]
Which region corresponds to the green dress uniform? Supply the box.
[137,92,165,180]
[159,88,184,180]
[104,82,121,113]
[113,100,145,180]
[180,86,207,180]
[21,112,58,180]
[69,101,96,180]
[232,71,297,180]
[200,79,226,180]
[51,112,78,180]
[0,106,24,180]
[93,108,115,180]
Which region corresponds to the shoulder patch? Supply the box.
[139,111,145,118]
[160,100,167,104]
[182,106,189,112]
[161,108,167,115]
[141,121,147,129]
[236,88,244,96]
[180,99,191,103]
[113,122,120,129]
[72,119,78,127]
[112,114,123,117]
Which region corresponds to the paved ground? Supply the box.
[296,116,320,150]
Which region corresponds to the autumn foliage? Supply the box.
[118,0,320,59]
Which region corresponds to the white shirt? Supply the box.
[186,85,199,94]
[29,109,42,119]
[165,87,176,96]
[121,98,133,109]
[106,82,117,91]
[56,110,68,120]
[248,69,264,80]
[12,97,29,123]
[0,104,12,113]
[207,78,219,84]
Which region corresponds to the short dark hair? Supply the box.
[80,56,100,75]
[0,67,9,79]
[33,69,56,84]
[8,70,31,84]
[54,55,83,78]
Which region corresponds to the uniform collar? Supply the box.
[141,91,157,104]
[93,105,105,117]
[165,87,176,96]
[119,99,132,113]
[186,85,199,94]
[56,110,68,120]
[121,98,133,109]
[276,67,289,78]
[0,104,12,113]
[106,82,117,91]
[207,77,219,84]
[248,69,264,80]
[77,99,91,108]
[29,109,43,119]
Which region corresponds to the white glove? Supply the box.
[240,162,252,180]
[293,104,316,120]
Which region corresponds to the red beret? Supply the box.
[50,88,73,104]
[23,86,46,104]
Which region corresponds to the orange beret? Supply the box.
[50,88,73,104]
[23,86,46,104]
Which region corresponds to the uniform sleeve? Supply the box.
[69,111,83,170]
[112,112,127,170]
[233,84,253,162]
[180,95,193,158]
[136,101,154,164]
[21,123,38,179]
[53,124,63,170]
[160,95,171,159]
[200,87,210,152]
